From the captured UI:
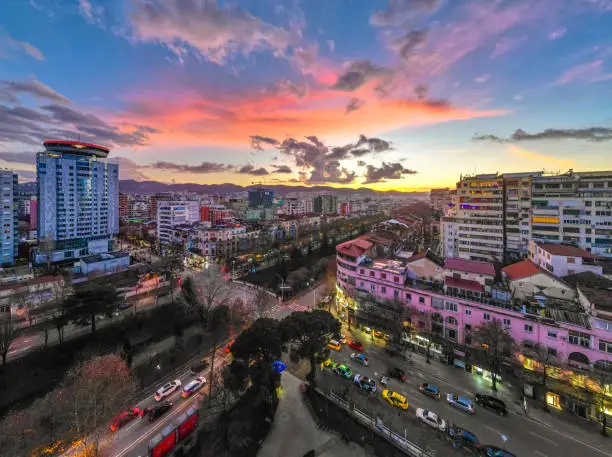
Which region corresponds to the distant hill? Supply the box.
[118,180,429,197]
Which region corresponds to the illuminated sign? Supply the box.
[178,412,199,441]
[532,216,559,224]
[151,432,176,457]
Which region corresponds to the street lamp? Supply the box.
[275,273,289,304]
[306,280,317,309]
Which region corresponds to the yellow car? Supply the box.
[382,390,409,410]
[327,339,341,351]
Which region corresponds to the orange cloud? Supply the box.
[117,87,506,149]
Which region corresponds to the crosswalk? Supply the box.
[269,301,311,319]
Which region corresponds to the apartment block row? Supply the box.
[335,235,612,378]
[440,169,612,263]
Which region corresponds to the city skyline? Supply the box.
[2,0,612,191]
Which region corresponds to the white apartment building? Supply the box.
[528,240,603,278]
[193,225,247,259]
[157,201,200,244]
[36,140,119,263]
[0,171,18,265]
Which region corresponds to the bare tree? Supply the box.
[190,266,228,328]
[591,367,612,436]
[14,293,34,328]
[0,314,16,365]
[525,344,562,397]
[471,319,516,391]
[251,288,275,320]
[64,354,138,455]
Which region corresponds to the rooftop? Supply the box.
[43,139,110,158]
[445,277,484,293]
[536,242,598,259]
[336,238,373,257]
[444,257,495,276]
[502,260,547,281]
[562,271,612,312]
[81,252,130,264]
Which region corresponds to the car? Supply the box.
[117,302,133,311]
[388,367,406,382]
[110,407,141,432]
[190,359,210,374]
[348,340,364,352]
[446,394,475,414]
[373,330,385,339]
[327,340,341,351]
[415,408,447,432]
[474,394,507,416]
[144,402,173,422]
[382,390,409,410]
[153,379,182,401]
[483,446,517,457]
[419,383,440,399]
[334,334,347,344]
[350,352,369,366]
[182,376,206,398]
[323,358,336,368]
[354,374,377,393]
[447,427,481,452]
[332,364,353,379]
[225,341,234,353]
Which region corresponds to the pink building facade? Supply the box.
[336,245,612,371]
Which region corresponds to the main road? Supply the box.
[318,331,612,457]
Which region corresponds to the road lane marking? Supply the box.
[535,452,548,457]
[529,431,558,446]
[484,425,502,435]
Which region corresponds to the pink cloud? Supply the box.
[491,35,527,59]
[554,59,612,85]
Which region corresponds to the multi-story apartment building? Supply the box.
[528,240,603,278]
[156,201,200,244]
[430,188,452,214]
[192,225,247,260]
[248,188,274,209]
[503,172,541,260]
[442,173,505,263]
[314,194,339,214]
[0,171,18,265]
[149,192,172,221]
[35,140,119,264]
[335,233,612,420]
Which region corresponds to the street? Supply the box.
[317,329,612,457]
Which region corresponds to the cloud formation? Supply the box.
[345,97,364,114]
[0,31,44,60]
[272,165,292,173]
[129,0,299,65]
[250,135,280,151]
[370,0,440,27]
[331,60,391,92]
[473,127,612,143]
[363,162,417,184]
[0,80,70,104]
[150,161,233,173]
[238,164,269,175]
[553,60,612,85]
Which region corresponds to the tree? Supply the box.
[63,284,118,334]
[189,266,228,328]
[281,310,340,386]
[65,354,138,455]
[207,305,230,404]
[0,315,15,365]
[471,319,516,391]
[251,289,274,320]
[14,292,34,327]
[526,344,562,393]
[591,367,612,435]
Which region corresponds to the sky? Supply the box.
[1,0,612,191]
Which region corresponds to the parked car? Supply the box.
[419,383,440,399]
[382,390,408,410]
[447,394,475,414]
[110,407,140,432]
[154,379,181,401]
[415,408,447,432]
[190,359,210,374]
[388,367,406,382]
[144,402,173,422]
[474,394,507,416]
[333,333,347,344]
[327,340,341,351]
[483,446,517,457]
[350,352,369,366]
[182,376,206,398]
[354,374,377,393]
[447,427,481,452]
[332,364,352,379]
[117,302,133,311]
[348,340,364,352]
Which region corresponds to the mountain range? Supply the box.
[117,180,429,197]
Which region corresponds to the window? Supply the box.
[446,316,458,326]
[419,296,425,304]
[370,284,375,292]
[599,340,612,354]
[483,312,491,321]
[547,348,558,357]
[445,302,458,312]
[524,324,533,333]
[567,257,575,264]
[465,309,472,316]
[394,290,399,298]
[370,271,374,277]
[569,330,591,348]
[381,286,386,293]
[381,273,386,280]
[359,269,365,274]
[547,330,557,339]
[503,318,511,328]
[406,293,412,301]
[446,329,457,341]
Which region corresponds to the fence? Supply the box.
[324,391,435,457]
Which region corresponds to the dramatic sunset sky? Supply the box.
[2,0,612,191]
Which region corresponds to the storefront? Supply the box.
[546,392,562,410]
[453,349,467,370]
[471,365,502,384]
